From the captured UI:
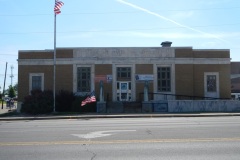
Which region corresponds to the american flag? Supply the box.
[81,91,96,106]
[54,0,64,15]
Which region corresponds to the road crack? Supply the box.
[146,129,152,135]
[82,139,97,160]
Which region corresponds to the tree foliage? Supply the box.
[8,85,16,98]
[13,83,18,92]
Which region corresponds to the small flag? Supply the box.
[81,91,96,106]
[54,0,64,15]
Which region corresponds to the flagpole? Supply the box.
[53,0,57,112]
[53,0,64,112]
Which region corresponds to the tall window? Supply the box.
[77,67,91,92]
[117,67,131,80]
[207,75,216,92]
[157,67,171,92]
[32,76,42,90]
[29,73,44,92]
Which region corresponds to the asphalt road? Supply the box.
[0,116,240,160]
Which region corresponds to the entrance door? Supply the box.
[117,82,131,101]
[120,82,128,101]
[204,73,219,98]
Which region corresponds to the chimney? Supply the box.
[161,41,172,47]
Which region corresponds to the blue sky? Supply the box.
[0,0,240,90]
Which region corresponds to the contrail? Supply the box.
[116,0,228,43]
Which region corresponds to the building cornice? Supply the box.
[18,57,231,65]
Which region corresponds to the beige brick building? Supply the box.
[18,42,231,110]
[231,62,240,100]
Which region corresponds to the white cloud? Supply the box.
[170,11,194,19]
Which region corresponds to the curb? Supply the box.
[0,113,240,121]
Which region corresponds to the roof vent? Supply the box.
[161,41,172,47]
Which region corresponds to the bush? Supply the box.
[56,90,75,112]
[21,89,97,114]
[21,90,53,115]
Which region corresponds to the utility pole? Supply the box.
[2,62,8,109]
[10,65,14,86]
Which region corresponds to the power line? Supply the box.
[0,61,18,65]
[0,23,239,35]
[0,6,240,17]
[0,74,18,76]
[0,54,17,56]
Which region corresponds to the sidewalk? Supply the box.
[0,104,16,114]
[0,107,240,121]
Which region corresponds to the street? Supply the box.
[0,116,240,160]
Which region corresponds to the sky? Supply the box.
[0,0,240,91]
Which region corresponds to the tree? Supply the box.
[0,86,1,99]
[8,85,16,98]
[13,83,18,92]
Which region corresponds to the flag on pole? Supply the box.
[54,0,64,15]
[81,91,96,106]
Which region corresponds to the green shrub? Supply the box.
[71,96,85,112]
[21,90,53,115]
[56,90,75,112]
[21,89,97,114]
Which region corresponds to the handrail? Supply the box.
[139,92,230,101]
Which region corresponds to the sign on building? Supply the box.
[135,74,154,81]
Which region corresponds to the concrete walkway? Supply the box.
[0,103,240,121]
[0,104,16,114]
[0,108,240,121]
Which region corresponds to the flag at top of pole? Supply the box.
[54,0,64,15]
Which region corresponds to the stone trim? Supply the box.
[18,58,231,65]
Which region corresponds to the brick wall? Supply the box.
[175,48,230,58]
[95,64,112,101]
[18,49,73,59]
[18,65,53,101]
[193,64,231,98]
[175,64,194,97]
[175,64,231,99]
[18,65,73,102]
[175,48,193,58]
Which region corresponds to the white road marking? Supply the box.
[71,130,136,139]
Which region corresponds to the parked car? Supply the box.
[3,97,10,102]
